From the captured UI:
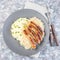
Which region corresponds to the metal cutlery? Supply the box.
[45,6,59,46]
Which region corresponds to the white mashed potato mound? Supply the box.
[11,17,44,49]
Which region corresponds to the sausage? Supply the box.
[28,27,39,44]
[29,37,36,49]
[30,21,43,36]
[23,21,44,49]
[23,30,28,35]
[28,27,41,44]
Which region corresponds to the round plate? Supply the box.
[3,9,49,56]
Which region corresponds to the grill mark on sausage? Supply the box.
[29,37,36,49]
[28,27,38,43]
[29,25,42,36]
[23,30,28,35]
[23,28,36,44]
[28,27,41,44]
[29,25,42,41]
[37,32,42,42]
[30,21,43,36]
[29,33,37,44]
[29,21,43,42]
[23,21,44,48]
[37,26,43,36]
[31,21,43,33]
[23,29,36,47]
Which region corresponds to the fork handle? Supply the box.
[49,32,52,46]
[51,24,59,46]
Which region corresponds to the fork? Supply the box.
[45,6,59,46]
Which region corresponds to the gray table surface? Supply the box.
[0,0,60,60]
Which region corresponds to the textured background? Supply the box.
[0,0,60,60]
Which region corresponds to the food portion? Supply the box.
[11,17,44,49]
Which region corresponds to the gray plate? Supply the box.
[3,9,49,56]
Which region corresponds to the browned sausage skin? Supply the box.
[23,21,44,49]
[30,21,43,36]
